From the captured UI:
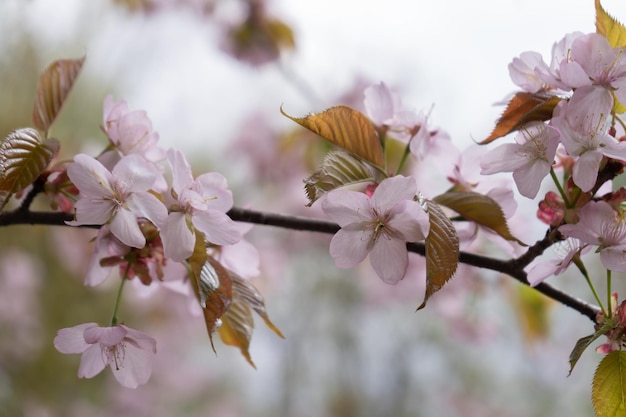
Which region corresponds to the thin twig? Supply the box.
[0,206,600,321]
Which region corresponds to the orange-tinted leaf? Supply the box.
[417,201,459,310]
[304,150,375,206]
[433,190,525,245]
[32,57,85,135]
[596,0,626,48]
[282,105,384,168]
[194,256,233,353]
[481,92,560,144]
[592,350,626,417]
[218,295,256,367]
[231,273,284,339]
[0,128,59,209]
[217,273,284,368]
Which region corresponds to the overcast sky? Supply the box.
[3,0,626,154]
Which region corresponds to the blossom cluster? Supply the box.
[483,32,626,198]
[54,96,247,387]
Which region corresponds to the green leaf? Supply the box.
[592,350,626,417]
[596,0,626,48]
[417,201,459,310]
[433,190,525,245]
[480,92,560,144]
[569,318,618,375]
[32,57,85,135]
[304,150,376,206]
[0,128,59,210]
[281,105,384,168]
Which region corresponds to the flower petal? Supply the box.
[192,210,241,246]
[54,323,98,354]
[110,208,145,248]
[328,225,371,268]
[162,212,194,262]
[78,344,107,379]
[371,175,417,212]
[322,190,371,226]
[370,236,409,284]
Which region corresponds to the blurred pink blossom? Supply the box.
[54,323,157,388]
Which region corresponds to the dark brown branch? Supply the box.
[0,206,600,321]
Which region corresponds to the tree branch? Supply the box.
[0,206,600,321]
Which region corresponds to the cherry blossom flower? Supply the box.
[101,95,165,164]
[525,238,588,286]
[559,200,626,271]
[551,92,626,192]
[67,154,168,248]
[480,121,560,198]
[569,33,626,105]
[364,82,424,142]
[54,323,157,388]
[534,31,586,91]
[508,51,551,93]
[161,149,242,261]
[321,175,430,284]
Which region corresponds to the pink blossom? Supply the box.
[101,95,165,163]
[559,200,626,271]
[525,238,588,286]
[569,33,626,105]
[551,91,626,192]
[508,51,551,93]
[363,82,425,142]
[535,32,587,91]
[162,149,242,261]
[321,175,430,284]
[480,121,559,198]
[54,323,157,388]
[67,154,168,248]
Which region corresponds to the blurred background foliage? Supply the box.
[0,0,622,416]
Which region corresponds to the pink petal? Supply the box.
[167,149,194,194]
[600,247,626,272]
[371,176,417,212]
[513,159,550,199]
[78,344,107,378]
[110,208,145,248]
[387,200,429,242]
[70,199,115,226]
[572,151,602,192]
[113,154,158,192]
[126,192,168,228]
[364,82,396,125]
[329,225,371,268]
[322,190,371,226]
[67,154,113,197]
[162,212,194,262]
[84,325,127,346]
[192,210,241,246]
[370,237,409,284]
[196,172,234,212]
[54,323,98,354]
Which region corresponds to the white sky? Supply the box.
[3,0,626,239]
[3,0,626,153]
